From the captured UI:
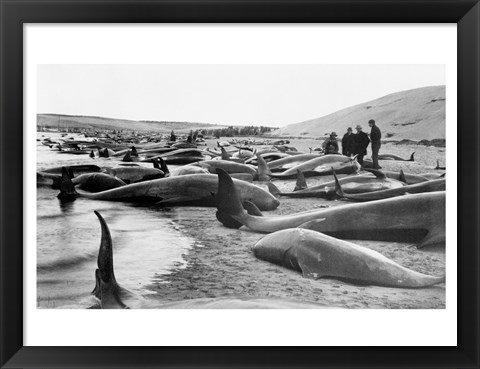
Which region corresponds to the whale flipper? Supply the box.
[242,201,264,217]
[216,200,264,228]
[362,168,386,179]
[266,183,281,198]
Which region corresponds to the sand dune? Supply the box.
[272,86,445,141]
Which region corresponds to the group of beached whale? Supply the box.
[38,145,446,309]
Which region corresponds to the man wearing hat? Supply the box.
[322,131,339,154]
[352,125,370,166]
[341,127,354,156]
[368,119,382,169]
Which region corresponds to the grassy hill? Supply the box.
[271,86,445,141]
[37,114,228,133]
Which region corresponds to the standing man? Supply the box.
[341,127,354,156]
[352,125,370,166]
[368,119,382,169]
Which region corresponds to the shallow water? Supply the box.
[36,133,195,308]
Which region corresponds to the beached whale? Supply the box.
[104,166,165,184]
[254,229,445,288]
[37,165,103,189]
[364,169,429,185]
[267,153,322,172]
[378,152,415,161]
[193,160,257,177]
[193,156,271,181]
[333,169,445,201]
[72,173,126,192]
[270,155,360,178]
[58,168,279,210]
[91,211,329,309]
[268,169,405,198]
[215,169,445,248]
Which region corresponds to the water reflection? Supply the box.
[37,133,195,309]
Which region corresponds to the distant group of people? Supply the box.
[321,119,382,169]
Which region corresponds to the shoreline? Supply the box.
[146,189,446,309]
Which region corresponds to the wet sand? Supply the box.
[147,143,446,309]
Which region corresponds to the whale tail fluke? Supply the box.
[57,167,78,200]
[256,154,272,182]
[332,168,346,198]
[409,152,415,161]
[294,170,307,191]
[266,183,281,198]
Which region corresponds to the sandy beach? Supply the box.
[146,142,446,309]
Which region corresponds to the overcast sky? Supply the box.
[38,64,445,127]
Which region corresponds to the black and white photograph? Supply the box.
[36,64,447,310]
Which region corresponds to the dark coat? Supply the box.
[341,133,354,156]
[370,125,382,143]
[322,137,339,154]
[352,131,370,156]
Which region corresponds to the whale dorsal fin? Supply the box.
[57,167,78,200]
[332,167,346,198]
[122,151,132,162]
[409,152,415,161]
[216,168,245,217]
[151,158,160,170]
[93,211,127,309]
[220,146,230,160]
[256,154,272,182]
[294,170,307,191]
[399,169,407,183]
[158,157,170,174]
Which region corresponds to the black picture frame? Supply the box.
[1,1,479,368]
